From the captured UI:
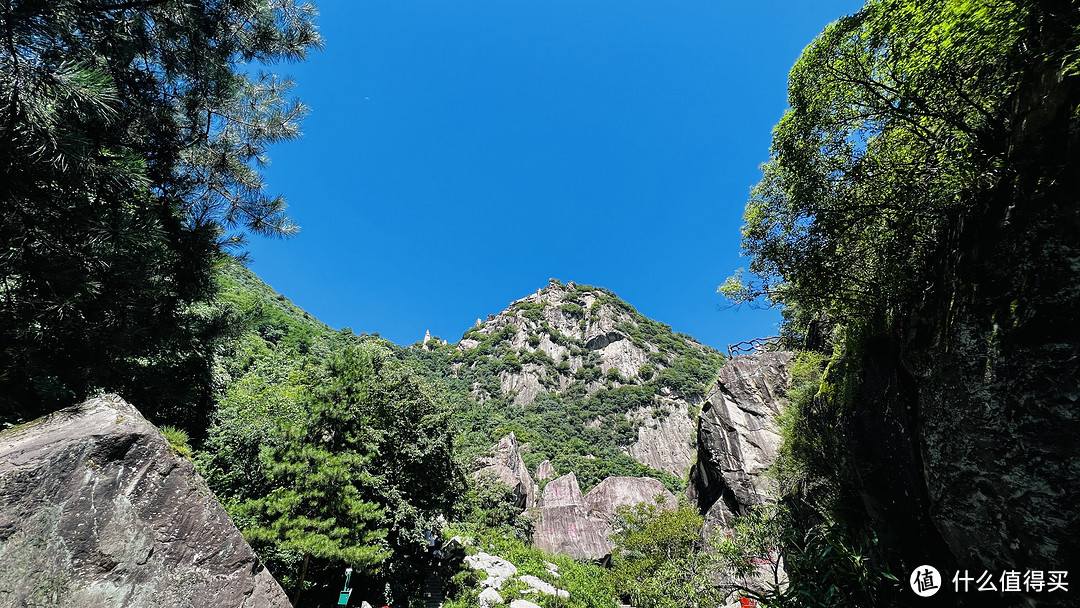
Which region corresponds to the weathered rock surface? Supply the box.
[519,575,569,599]
[534,460,555,481]
[583,476,676,523]
[0,395,290,608]
[533,473,676,561]
[457,279,723,478]
[464,552,518,590]
[538,471,584,508]
[625,400,697,479]
[690,352,794,531]
[474,433,537,509]
[532,473,610,560]
[478,586,503,608]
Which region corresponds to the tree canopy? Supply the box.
[724,0,1079,335]
[0,0,321,426]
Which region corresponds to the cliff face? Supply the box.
[899,173,1080,592]
[0,395,290,608]
[454,279,724,479]
[532,472,676,561]
[474,432,538,509]
[690,352,794,531]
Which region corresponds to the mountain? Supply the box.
[424,278,725,491]
[210,268,726,495]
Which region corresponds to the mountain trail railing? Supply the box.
[726,336,781,358]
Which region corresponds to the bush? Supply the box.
[161,426,192,458]
[559,303,584,318]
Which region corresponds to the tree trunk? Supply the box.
[292,552,310,607]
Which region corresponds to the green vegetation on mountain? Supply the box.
[5,0,1073,606]
[195,266,723,604]
[441,280,724,493]
[723,0,1080,604]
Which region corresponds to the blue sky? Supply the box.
[245,0,865,352]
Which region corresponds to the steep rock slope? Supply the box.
[448,279,724,481]
[474,432,537,509]
[0,395,289,608]
[690,351,794,531]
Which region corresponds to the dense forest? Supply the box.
[2,0,1077,607]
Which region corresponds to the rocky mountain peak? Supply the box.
[452,280,725,479]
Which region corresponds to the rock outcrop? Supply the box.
[456,279,724,479]
[690,352,794,531]
[532,473,610,560]
[474,433,537,509]
[534,460,555,481]
[463,552,518,590]
[532,473,676,561]
[0,395,290,608]
[583,476,676,523]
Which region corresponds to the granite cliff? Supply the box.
[690,351,794,532]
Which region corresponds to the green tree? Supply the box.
[0,0,320,427]
[723,0,1078,329]
[239,342,465,607]
[722,1,1080,605]
[609,501,727,608]
[241,398,390,608]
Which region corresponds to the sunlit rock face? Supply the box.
[532,473,610,560]
[532,473,676,561]
[473,432,537,509]
[583,476,676,524]
[457,279,722,479]
[690,351,794,531]
[0,395,290,608]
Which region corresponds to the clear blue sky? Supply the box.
[245,0,865,352]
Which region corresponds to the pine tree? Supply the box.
[0,0,321,426]
[238,342,463,607]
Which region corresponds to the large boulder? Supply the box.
[532,473,677,561]
[690,352,794,530]
[0,395,290,608]
[532,473,611,560]
[463,552,518,590]
[583,476,675,523]
[474,432,537,509]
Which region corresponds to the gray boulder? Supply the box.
[532,473,611,560]
[533,473,681,561]
[478,586,503,608]
[463,552,518,590]
[0,395,290,608]
[537,471,583,508]
[519,574,569,599]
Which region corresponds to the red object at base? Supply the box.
[739,598,756,608]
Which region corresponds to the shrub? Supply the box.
[161,425,192,458]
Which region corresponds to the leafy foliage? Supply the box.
[200,325,465,606]
[609,500,727,608]
[723,1,1080,605]
[0,0,320,428]
[456,385,682,494]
